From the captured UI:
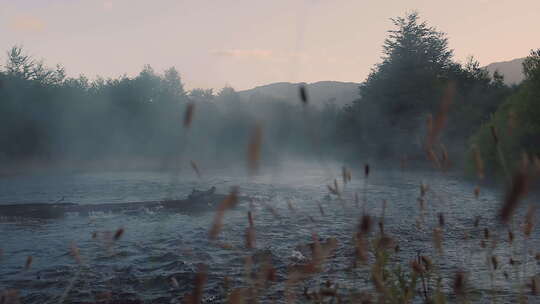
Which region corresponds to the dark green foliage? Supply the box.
[469,49,540,176]
[339,12,513,165]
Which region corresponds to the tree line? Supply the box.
[0,46,338,170]
[0,12,538,176]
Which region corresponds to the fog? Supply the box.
[1,9,539,303]
[0,48,345,176]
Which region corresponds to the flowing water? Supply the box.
[1,161,539,303]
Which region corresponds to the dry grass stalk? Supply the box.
[209,187,239,239]
[171,277,180,289]
[94,292,112,302]
[474,186,480,199]
[473,145,485,179]
[371,270,385,294]
[531,276,540,295]
[183,103,195,128]
[190,160,201,178]
[432,228,443,255]
[327,179,340,196]
[490,125,499,145]
[359,214,373,234]
[24,256,32,270]
[426,82,455,151]
[299,84,308,105]
[341,166,349,184]
[256,259,277,288]
[245,227,256,249]
[438,212,445,227]
[70,242,82,264]
[286,200,296,215]
[113,228,124,241]
[523,204,536,237]
[440,143,450,169]
[0,289,20,304]
[500,170,529,224]
[245,212,256,249]
[376,235,395,251]
[420,183,428,197]
[420,256,432,272]
[261,202,281,219]
[411,260,425,275]
[453,271,466,297]
[491,255,498,270]
[508,110,517,133]
[317,203,325,216]
[474,216,480,228]
[285,235,337,301]
[228,288,245,304]
[354,233,369,264]
[247,124,262,175]
[184,264,208,304]
[400,155,408,169]
[427,148,442,169]
[247,211,254,228]
[364,164,370,178]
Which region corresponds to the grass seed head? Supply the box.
[299,84,308,105]
[113,228,124,241]
[183,103,195,128]
[364,164,370,178]
[474,186,480,199]
[453,271,466,296]
[247,124,263,175]
[432,228,443,255]
[491,255,499,270]
[70,242,81,264]
[490,125,499,145]
[472,145,485,179]
[24,256,32,270]
[190,160,201,178]
[421,256,432,271]
[508,230,514,244]
[438,212,445,227]
[359,214,372,234]
[474,216,480,228]
[209,187,239,239]
[411,260,425,274]
[500,171,529,224]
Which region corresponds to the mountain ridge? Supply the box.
[238,80,360,107]
[484,57,525,85]
[236,57,526,107]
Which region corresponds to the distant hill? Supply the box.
[484,57,525,85]
[238,81,360,108]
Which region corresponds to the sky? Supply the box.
[1,0,538,90]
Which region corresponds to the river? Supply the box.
[0,161,538,303]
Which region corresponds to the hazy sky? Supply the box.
[1,0,538,90]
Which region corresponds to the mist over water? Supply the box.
[1,160,539,303]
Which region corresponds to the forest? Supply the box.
[0,12,538,177]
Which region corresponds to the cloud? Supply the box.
[9,15,45,33]
[210,49,274,59]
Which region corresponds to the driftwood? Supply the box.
[0,193,239,219]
